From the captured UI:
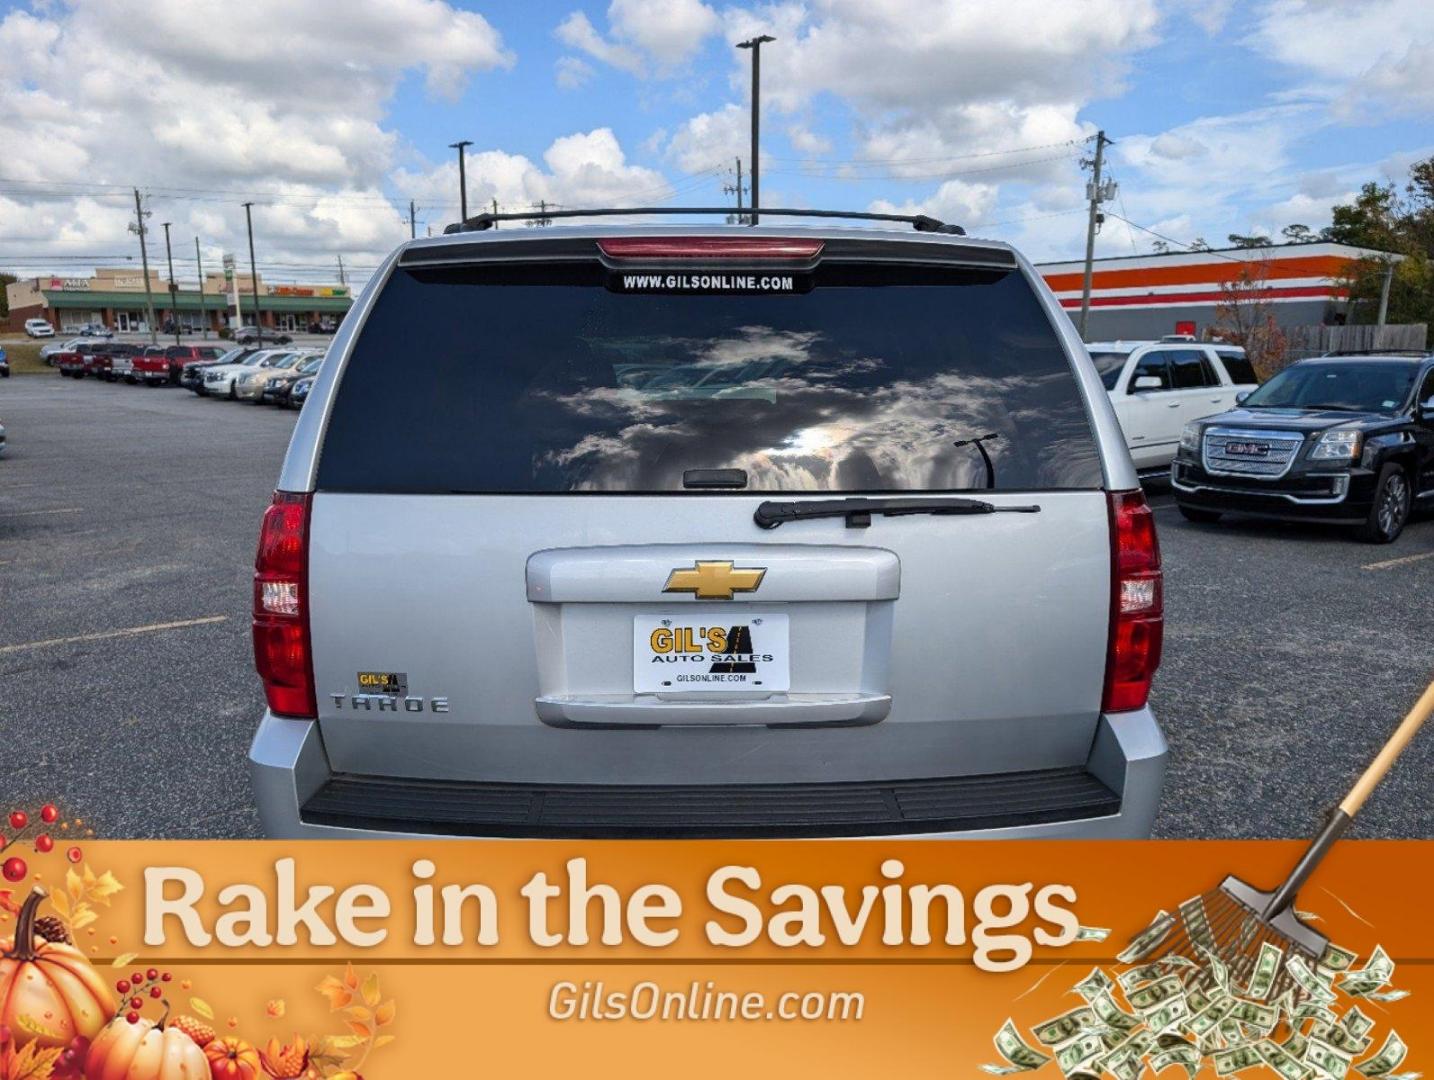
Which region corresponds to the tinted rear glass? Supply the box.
[1216,351,1257,384]
[317,260,1103,493]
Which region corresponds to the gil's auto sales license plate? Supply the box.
[633,614,789,693]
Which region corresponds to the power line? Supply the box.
[765,137,1087,168]
[764,150,1083,183]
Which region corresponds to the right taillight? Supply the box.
[1103,489,1163,713]
[253,491,316,718]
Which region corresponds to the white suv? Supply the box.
[1090,340,1258,472]
[24,318,54,338]
[203,349,292,398]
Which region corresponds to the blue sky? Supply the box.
[1,0,1431,284]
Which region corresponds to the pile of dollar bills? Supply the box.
[983,899,1413,1080]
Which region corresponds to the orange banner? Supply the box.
[1,841,1427,1078]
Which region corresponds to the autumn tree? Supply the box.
[1212,260,1289,378]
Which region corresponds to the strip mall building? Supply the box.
[4,267,352,335]
[1036,241,1393,341]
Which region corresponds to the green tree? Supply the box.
[1281,224,1315,242]
[1324,162,1434,326]
[1228,233,1273,248]
[0,272,14,318]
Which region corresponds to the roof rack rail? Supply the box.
[1318,349,1432,357]
[442,206,965,236]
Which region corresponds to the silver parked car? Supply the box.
[248,210,1167,839]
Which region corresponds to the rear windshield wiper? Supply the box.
[754,496,1040,530]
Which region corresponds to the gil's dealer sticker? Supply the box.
[633,614,789,693]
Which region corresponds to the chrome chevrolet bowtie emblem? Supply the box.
[662,560,766,600]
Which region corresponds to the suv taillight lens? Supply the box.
[253,491,315,717]
[1103,490,1163,713]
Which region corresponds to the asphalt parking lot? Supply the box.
[2,375,1431,838]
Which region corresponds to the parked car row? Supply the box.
[23,319,111,338]
[51,342,324,409]
[1096,338,1434,543]
[53,341,229,384]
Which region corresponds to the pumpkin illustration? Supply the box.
[204,1036,261,1080]
[0,887,115,1050]
[85,1012,208,1080]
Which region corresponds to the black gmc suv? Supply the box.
[1172,353,1434,543]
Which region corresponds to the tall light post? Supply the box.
[735,34,774,225]
[161,222,180,345]
[449,140,473,222]
[242,202,263,348]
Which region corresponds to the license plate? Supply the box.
[1224,441,1269,456]
[633,614,789,693]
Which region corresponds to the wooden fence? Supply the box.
[1284,323,1428,359]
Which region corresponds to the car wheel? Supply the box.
[1177,504,1222,524]
[1357,463,1411,544]
[227,383,237,400]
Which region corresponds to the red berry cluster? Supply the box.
[1,803,81,882]
[115,967,173,1024]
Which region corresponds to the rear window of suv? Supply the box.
[317,258,1104,493]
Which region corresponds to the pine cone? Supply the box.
[33,915,70,944]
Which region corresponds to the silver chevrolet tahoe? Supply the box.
[248,210,1167,839]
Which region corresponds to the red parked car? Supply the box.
[57,342,136,379]
[134,344,228,385]
[55,342,93,376]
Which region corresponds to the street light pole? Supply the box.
[194,238,208,339]
[449,140,473,222]
[161,222,180,345]
[242,202,263,348]
[130,189,158,345]
[736,34,774,225]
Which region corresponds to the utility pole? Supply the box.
[736,34,774,224]
[161,222,180,344]
[1078,130,1114,340]
[1376,260,1394,327]
[129,189,158,344]
[723,157,747,224]
[409,200,417,239]
[194,238,208,339]
[337,254,347,287]
[449,140,473,222]
[242,202,263,347]
[491,197,499,229]
[527,200,552,227]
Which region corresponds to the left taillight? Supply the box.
[253,491,315,718]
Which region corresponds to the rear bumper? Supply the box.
[247,706,1166,839]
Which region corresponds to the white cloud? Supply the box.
[0,0,513,271]
[555,55,596,89]
[391,128,675,223]
[662,0,1153,236]
[868,179,999,229]
[555,11,644,75]
[786,125,833,156]
[1249,0,1434,116]
[664,104,751,174]
[555,0,719,77]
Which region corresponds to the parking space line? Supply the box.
[4,507,83,517]
[0,615,228,654]
[1361,551,1434,572]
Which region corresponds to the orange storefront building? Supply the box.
[1036,241,1395,341]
